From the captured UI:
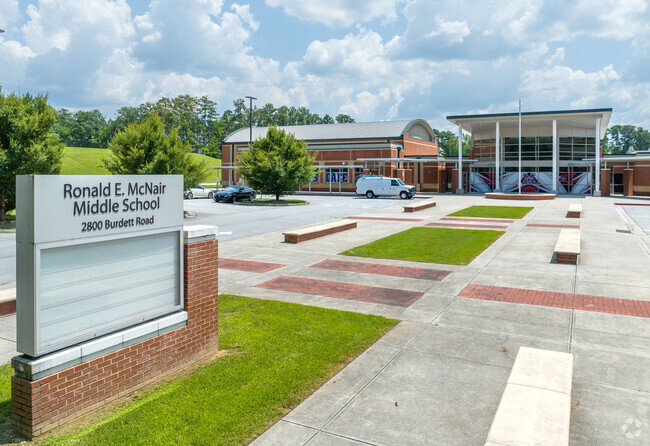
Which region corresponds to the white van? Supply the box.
[356,176,416,199]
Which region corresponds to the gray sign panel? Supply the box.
[17,175,183,244]
[16,175,184,357]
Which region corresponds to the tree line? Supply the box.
[51,95,356,158]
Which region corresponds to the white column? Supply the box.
[552,119,558,193]
[594,117,601,196]
[457,125,463,194]
[495,122,500,191]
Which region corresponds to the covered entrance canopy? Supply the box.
[447,108,612,195]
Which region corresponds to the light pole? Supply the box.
[244,95,256,146]
[518,99,522,195]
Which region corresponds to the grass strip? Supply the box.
[60,147,221,183]
[2,295,396,445]
[447,205,532,219]
[341,227,504,265]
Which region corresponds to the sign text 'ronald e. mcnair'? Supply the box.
[63,181,167,216]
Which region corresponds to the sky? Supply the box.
[1,0,649,131]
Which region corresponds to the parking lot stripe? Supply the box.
[459,284,650,318]
[219,258,286,273]
[256,276,423,307]
[310,259,450,280]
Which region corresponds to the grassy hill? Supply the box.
[60,147,221,183]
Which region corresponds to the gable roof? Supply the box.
[223,119,434,144]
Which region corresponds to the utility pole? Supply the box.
[244,96,257,146]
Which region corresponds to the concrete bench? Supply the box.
[567,203,582,218]
[283,220,357,244]
[403,199,436,213]
[485,347,573,446]
[554,229,580,264]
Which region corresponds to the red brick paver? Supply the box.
[426,222,508,230]
[526,223,580,229]
[219,258,285,273]
[310,259,451,280]
[459,284,650,318]
[345,216,424,222]
[256,276,422,307]
[440,217,516,223]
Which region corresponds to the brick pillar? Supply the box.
[11,227,219,439]
[600,168,611,197]
[362,169,371,175]
[451,169,459,194]
[623,168,634,196]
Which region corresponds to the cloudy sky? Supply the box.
[1,0,649,130]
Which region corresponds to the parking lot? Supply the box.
[183,193,415,242]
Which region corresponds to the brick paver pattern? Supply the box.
[310,259,451,280]
[345,216,424,222]
[426,222,509,230]
[460,284,650,318]
[526,223,580,229]
[219,258,285,273]
[256,276,423,307]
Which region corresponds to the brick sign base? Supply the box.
[11,234,219,438]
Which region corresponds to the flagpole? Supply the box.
[518,99,522,195]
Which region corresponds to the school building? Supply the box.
[220,108,650,196]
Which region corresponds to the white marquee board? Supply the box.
[16,175,184,357]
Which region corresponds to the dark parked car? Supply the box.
[213,186,255,203]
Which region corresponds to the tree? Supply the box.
[102,106,144,144]
[335,114,355,123]
[604,125,650,155]
[103,114,206,189]
[52,108,75,146]
[433,129,471,157]
[237,127,317,200]
[69,109,107,147]
[0,91,63,221]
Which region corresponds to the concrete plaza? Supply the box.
[215,194,649,446]
[0,194,648,444]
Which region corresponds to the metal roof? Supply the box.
[447,108,612,140]
[223,119,434,144]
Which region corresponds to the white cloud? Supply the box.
[0,0,20,27]
[265,0,403,27]
[546,47,565,66]
[425,17,470,45]
[520,64,621,102]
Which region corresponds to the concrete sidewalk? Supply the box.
[216,194,650,445]
[1,195,648,444]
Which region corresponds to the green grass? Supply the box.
[447,205,533,219]
[341,227,504,265]
[5,295,396,445]
[60,147,221,183]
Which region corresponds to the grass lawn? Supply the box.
[341,227,504,265]
[447,205,533,219]
[60,147,221,183]
[0,295,396,445]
